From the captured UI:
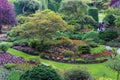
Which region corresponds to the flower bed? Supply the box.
[81,51,112,59]
[0,53,26,65]
[13,46,39,55]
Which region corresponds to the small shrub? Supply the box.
[8,71,22,80]
[82,31,100,43]
[19,64,62,80]
[99,29,118,42]
[0,44,9,52]
[88,42,98,48]
[40,53,48,59]
[59,37,73,46]
[103,14,116,27]
[63,50,74,58]
[64,68,91,80]
[29,40,40,48]
[77,45,91,54]
[4,63,16,70]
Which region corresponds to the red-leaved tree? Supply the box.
[0,0,17,33]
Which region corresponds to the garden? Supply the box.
[0,0,120,80]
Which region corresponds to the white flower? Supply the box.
[117,48,120,55]
[106,46,112,51]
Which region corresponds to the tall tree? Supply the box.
[18,9,72,45]
[0,0,17,33]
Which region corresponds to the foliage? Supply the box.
[106,56,120,80]
[59,0,90,30]
[103,14,116,27]
[99,29,118,42]
[64,68,91,80]
[15,63,36,71]
[0,44,9,52]
[18,9,70,45]
[77,45,91,54]
[4,63,16,70]
[63,50,74,58]
[14,0,41,15]
[115,16,120,27]
[48,0,62,12]
[8,71,22,80]
[82,31,100,43]
[88,7,99,22]
[91,45,106,54]
[19,64,62,80]
[96,77,112,80]
[0,0,17,33]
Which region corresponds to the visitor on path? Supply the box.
[101,22,105,31]
[97,22,102,31]
[98,22,106,31]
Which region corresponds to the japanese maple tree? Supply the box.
[0,0,17,33]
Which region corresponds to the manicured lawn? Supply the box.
[7,48,31,60]
[8,48,117,79]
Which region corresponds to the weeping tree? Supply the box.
[0,0,17,33]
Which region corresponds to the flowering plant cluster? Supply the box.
[0,53,26,65]
[42,52,64,59]
[13,46,34,51]
[81,51,112,59]
[13,46,39,55]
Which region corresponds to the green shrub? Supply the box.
[0,44,9,52]
[99,29,118,42]
[91,45,106,54]
[88,8,99,22]
[15,63,35,71]
[29,40,40,48]
[77,45,91,54]
[82,31,100,43]
[59,37,73,46]
[4,63,16,70]
[13,40,29,46]
[103,14,116,27]
[88,42,98,48]
[64,68,91,80]
[8,71,22,80]
[63,50,74,58]
[40,53,48,59]
[19,64,62,80]
[115,16,120,27]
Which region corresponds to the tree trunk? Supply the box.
[22,4,26,14]
[117,72,119,80]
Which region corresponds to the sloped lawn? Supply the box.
[8,48,117,79]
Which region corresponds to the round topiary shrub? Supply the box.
[64,68,91,80]
[19,64,62,80]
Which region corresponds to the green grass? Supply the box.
[99,12,106,22]
[7,48,31,60]
[7,48,117,79]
